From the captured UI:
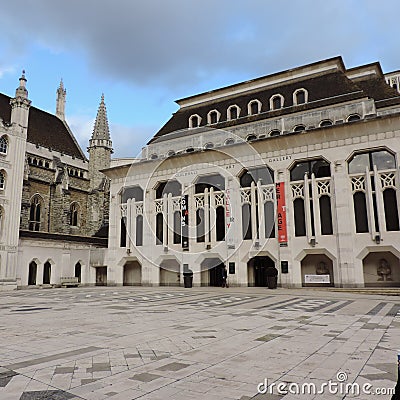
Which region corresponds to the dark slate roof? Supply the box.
[149,62,400,145]
[149,71,364,144]
[0,92,86,160]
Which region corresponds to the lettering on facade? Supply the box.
[225,189,233,229]
[268,155,292,163]
[176,171,198,178]
[181,195,189,249]
[0,245,17,252]
[276,182,288,243]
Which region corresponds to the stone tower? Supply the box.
[0,72,31,289]
[88,94,113,190]
[56,79,66,120]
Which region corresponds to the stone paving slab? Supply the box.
[0,286,398,399]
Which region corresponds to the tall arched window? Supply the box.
[0,136,8,154]
[0,171,5,190]
[120,217,127,247]
[264,201,275,238]
[293,89,307,105]
[70,203,79,226]
[136,215,143,246]
[43,261,51,284]
[227,105,240,120]
[189,114,201,128]
[383,189,400,231]
[28,261,37,285]
[216,206,225,241]
[75,262,82,283]
[248,100,261,115]
[156,213,163,245]
[270,95,284,110]
[242,203,252,240]
[173,211,181,244]
[29,196,42,231]
[196,208,205,242]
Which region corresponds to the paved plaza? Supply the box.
[0,286,399,399]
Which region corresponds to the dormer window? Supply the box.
[293,89,308,105]
[207,110,220,125]
[204,142,214,149]
[227,105,240,120]
[320,119,333,127]
[246,134,257,142]
[270,95,284,110]
[347,114,361,122]
[189,114,201,128]
[150,154,158,160]
[224,138,235,145]
[269,130,281,137]
[293,125,306,132]
[248,100,261,115]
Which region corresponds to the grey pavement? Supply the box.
[0,286,398,399]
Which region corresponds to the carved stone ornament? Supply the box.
[377,258,392,281]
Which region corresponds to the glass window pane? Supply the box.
[371,150,396,171]
[290,162,309,181]
[348,153,369,174]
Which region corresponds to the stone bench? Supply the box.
[60,277,79,287]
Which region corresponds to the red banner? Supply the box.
[276,182,287,243]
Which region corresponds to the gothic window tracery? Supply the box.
[0,136,8,154]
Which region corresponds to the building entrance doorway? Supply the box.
[123,261,142,286]
[209,263,225,287]
[248,256,275,287]
[96,267,107,286]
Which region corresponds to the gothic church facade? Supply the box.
[0,74,112,289]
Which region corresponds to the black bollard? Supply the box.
[392,352,400,400]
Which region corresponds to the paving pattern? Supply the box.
[0,286,398,399]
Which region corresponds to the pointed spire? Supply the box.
[92,93,110,140]
[56,79,67,120]
[15,70,28,98]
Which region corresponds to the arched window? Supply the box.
[319,196,333,235]
[353,192,369,233]
[150,154,158,160]
[28,261,37,285]
[347,114,361,122]
[248,100,261,115]
[0,171,5,190]
[227,105,240,120]
[75,262,82,283]
[189,114,201,128]
[0,136,8,154]
[156,213,163,245]
[293,125,306,132]
[156,180,181,199]
[204,142,214,150]
[70,203,79,226]
[264,201,275,238]
[167,150,176,157]
[240,167,274,187]
[290,158,331,181]
[293,89,307,105]
[224,138,235,145]
[246,134,257,142]
[242,203,252,240]
[173,211,181,244]
[383,189,400,231]
[196,208,205,242]
[29,196,42,231]
[320,119,333,127]
[207,110,220,124]
[136,215,143,246]
[216,206,225,241]
[121,186,144,203]
[43,261,51,285]
[269,130,281,137]
[270,95,284,110]
[120,217,127,247]
[294,198,306,236]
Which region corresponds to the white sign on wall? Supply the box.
[304,274,330,284]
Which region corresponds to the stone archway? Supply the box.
[160,259,180,286]
[363,251,400,287]
[200,258,225,287]
[301,254,334,287]
[123,261,142,286]
[28,260,38,285]
[247,256,275,287]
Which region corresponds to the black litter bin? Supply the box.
[183,270,193,288]
[266,266,278,289]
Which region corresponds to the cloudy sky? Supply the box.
[0,0,398,158]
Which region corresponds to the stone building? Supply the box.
[104,56,400,288]
[0,74,112,289]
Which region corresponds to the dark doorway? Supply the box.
[75,262,82,283]
[28,261,37,285]
[96,267,107,286]
[209,263,225,287]
[248,256,275,287]
[43,262,51,284]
